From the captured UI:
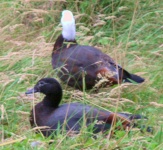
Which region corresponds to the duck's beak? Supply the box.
[25,88,38,95]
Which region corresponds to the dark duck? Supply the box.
[26,78,148,137]
[52,10,144,90]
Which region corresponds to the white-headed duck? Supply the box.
[52,10,144,90]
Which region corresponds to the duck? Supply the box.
[51,10,144,90]
[26,77,149,137]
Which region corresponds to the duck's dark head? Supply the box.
[26,78,62,107]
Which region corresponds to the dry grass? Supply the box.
[0,0,163,149]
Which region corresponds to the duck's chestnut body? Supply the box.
[52,10,144,90]
[52,36,144,90]
[26,78,147,137]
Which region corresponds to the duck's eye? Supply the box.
[38,81,45,87]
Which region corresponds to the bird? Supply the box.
[51,10,144,90]
[25,77,149,137]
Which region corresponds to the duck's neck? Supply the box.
[52,34,77,52]
[43,89,62,108]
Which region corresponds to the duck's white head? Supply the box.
[61,10,76,41]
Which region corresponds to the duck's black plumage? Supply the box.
[51,10,144,90]
[26,78,148,137]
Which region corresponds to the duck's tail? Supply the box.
[125,73,145,83]
[118,68,145,83]
[117,113,147,120]
[118,113,153,133]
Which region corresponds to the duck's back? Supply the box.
[52,45,115,69]
[52,45,118,89]
[30,102,113,136]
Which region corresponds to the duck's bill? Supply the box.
[25,88,38,95]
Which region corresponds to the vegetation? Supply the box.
[0,0,163,149]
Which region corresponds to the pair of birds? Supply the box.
[26,10,146,137]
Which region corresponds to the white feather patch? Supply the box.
[61,10,76,41]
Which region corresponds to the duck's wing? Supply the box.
[52,44,144,89]
[52,45,119,89]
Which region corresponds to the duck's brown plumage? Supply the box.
[52,34,144,90]
[26,78,148,137]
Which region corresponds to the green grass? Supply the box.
[0,0,163,149]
